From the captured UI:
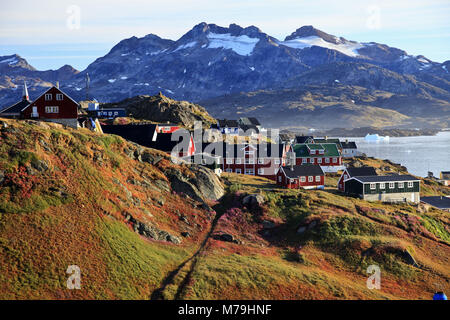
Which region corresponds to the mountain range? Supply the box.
[1,22,449,128]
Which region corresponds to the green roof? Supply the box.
[294,143,340,157]
[314,138,342,148]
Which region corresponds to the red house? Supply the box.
[276,164,325,189]
[337,166,377,192]
[293,143,343,173]
[201,142,292,180]
[21,86,79,128]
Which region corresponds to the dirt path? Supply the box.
[150,201,227,300]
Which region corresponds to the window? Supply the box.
[317,158,322,164]
[308,176,313,182]
[309,158,314,163]
[408,181,414,188]
[274,159,280,165]
[235,169,241,174]
[236,159,241,164]
[302,158,307,164]
[389,182,395,189]
[290,178,294,183]
[319,150,324,154]
[344,174,348,180]
[45,94,52,101]
[226,169,232,173]
[56,94,63,101]
[325,158,330,163]
[278,176,282,182]
[300,176,306,182]
[333,157,337,163]
[245,169,254,175]
[258,168,264,175]
[45,106,59,113]
[380,183,385,189]
[245,151,254,155]
[311,150,316,155]
[114,112,118,115]
[258,159,264,164]
[315,176,321,182]
[398,182,404,188]
[370,183,376,190]
[226,158,233,164]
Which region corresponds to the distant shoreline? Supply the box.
[317,127,441,138]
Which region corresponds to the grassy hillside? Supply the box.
[0,118,218,299]
[0,118,448,299]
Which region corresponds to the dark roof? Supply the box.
[148,133,186,152]
[0,99,31,115]
[352,175,419,183]
[282,164,324,179]
[239,117,261,126]
[102,124,157,146]
[341,141,357,149]
[295,135,314,144]
[346,167,377,177]
[248,117,261,126]
[218,119,239,128]
[421,196,450,209]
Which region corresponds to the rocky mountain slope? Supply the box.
[1,23,449,128]
[101,92,216,128]
[0,118,449,299]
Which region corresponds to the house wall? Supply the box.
[363,181,420,195]
[364,192,420,203]
[344,179,364,196]
[295,156,342,166]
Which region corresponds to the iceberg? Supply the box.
[365,133,389,141]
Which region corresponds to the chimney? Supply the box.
[22,80,29,101]
[56,81,59,89]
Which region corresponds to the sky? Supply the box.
[1,0,449,71]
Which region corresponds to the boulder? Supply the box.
[188,164,224,200]
[31,159,49,172]
[181,231,191,238]
[262,220,276,229]
[242,194,265,207]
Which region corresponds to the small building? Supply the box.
[341,140,358,158]
[420,196,450,212]
[276,164,325,189]
[439,171,450,186]
[21,85,79,128]
[293,143,344,172]
[344,175,420,203]
[0,81,32,118]
[338,166,377,192]
[214,119,240,135]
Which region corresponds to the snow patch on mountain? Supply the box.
[0,57,18,65]
[281,36,363,57]
[206,33,259,56]
[174,41,197,52]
